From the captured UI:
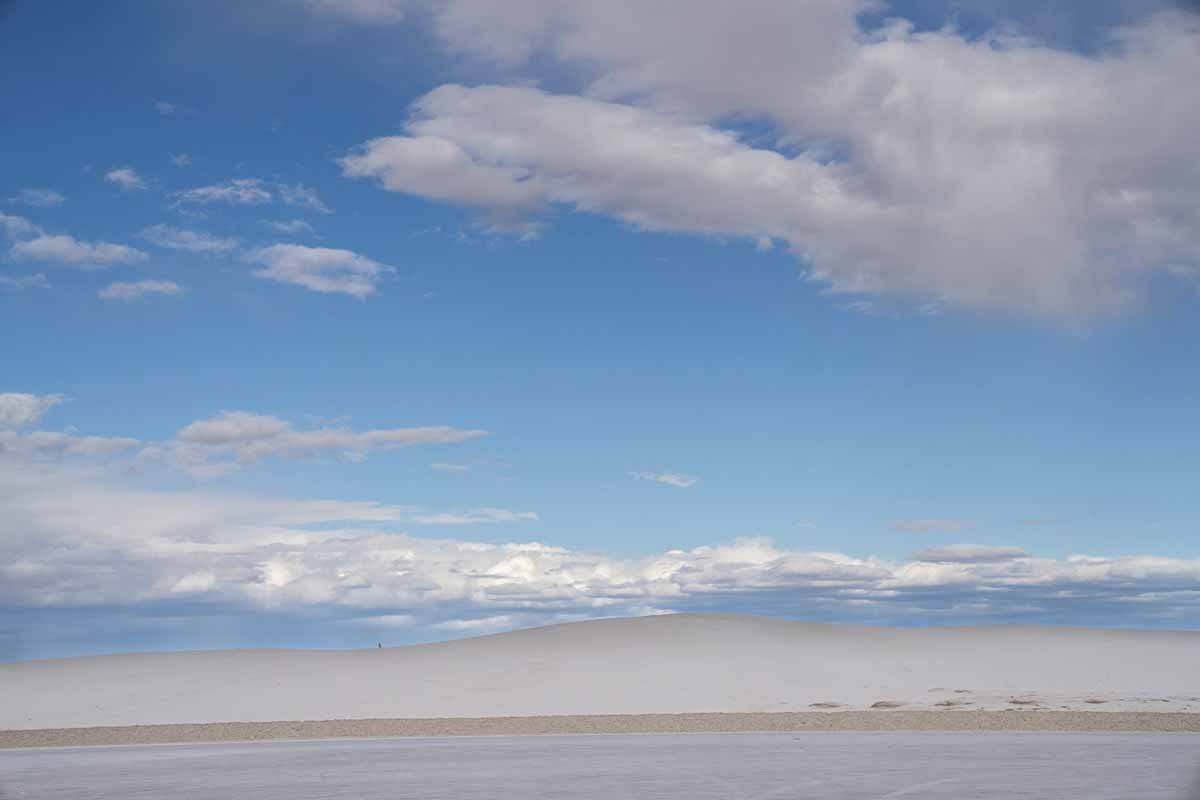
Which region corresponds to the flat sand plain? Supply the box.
[4,710,1200,748]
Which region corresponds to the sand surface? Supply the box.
[3,711,1200,749]
[2,614,1198,733]
[4,733,1198,798]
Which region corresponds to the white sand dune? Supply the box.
[2,614,1198,730]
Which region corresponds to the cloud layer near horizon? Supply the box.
[2,463,1197,650]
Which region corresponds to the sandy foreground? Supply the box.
[3,614,1198,744]
[4,710,1200,749]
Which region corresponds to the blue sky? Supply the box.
[2,0,1200,659]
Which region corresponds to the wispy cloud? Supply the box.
[172,178,272,207]
[631,470,698,488]
[169,153,191,167]
[278,182,331,214]
[431,462,470,472]
[410,508,538,525]
[891,519,972,534]
[141,409,488,478]
[0,212,37,239]
[155,100,176,116]
[0,394,138,457]
[104,166,147,191]
[0,273,50,290]
[913,544,1031,563]
[98,280,184,302]
[7,188,65,208]
[140,224,237,254]
[261,218,315,236]
[300,0,408,25]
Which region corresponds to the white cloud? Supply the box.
[10,234,148,267]
[409,508,538,525]
[0,430,141,458]
[3,213,147,268]
[155,100,177,116]
[351,614,416,628]
[433,615,519,631]
[172,178,272,207]
[177,411,292,445]
[892,519,972,533]
[261,218,315,236]
[1,464,1198,629]
[0,212,37,239]
[243,244,392,297]
[104,166,147,191]
[140,224,238,254]
[0,397,483,481]
[341,6,1200,318]
[300,0,409,25]
[0,393,63,429]
[0,406,485,489]
[0,273,50,291]
[341,132,542,212]
[278,183,332,214]
[913,544,1032,563]
[169,153,191,167]
[0,395,138,458]
[157,409,486,476]
[431,462,469,471]
[631,471,698,488]
[8,189,65,208]
[98,280,184,302]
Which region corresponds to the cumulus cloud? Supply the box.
[2,213,147,268]
[631,471,698,488]
[1,464,1198,634]
[341,132,542,212]
[151,409,486,477]
[340,4,1200,318]
[243,243,392,297]
[8,189,65,208]
[104,166,147,191]
[173,178,273,207]
[10,234,148,267]
[0,393,63,429]
[0,273,50,291]
[98,280,184,302]
[892,519,972,533]
[278,183,332,214]
[913,544,1032,563]
[139,224,237,254]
